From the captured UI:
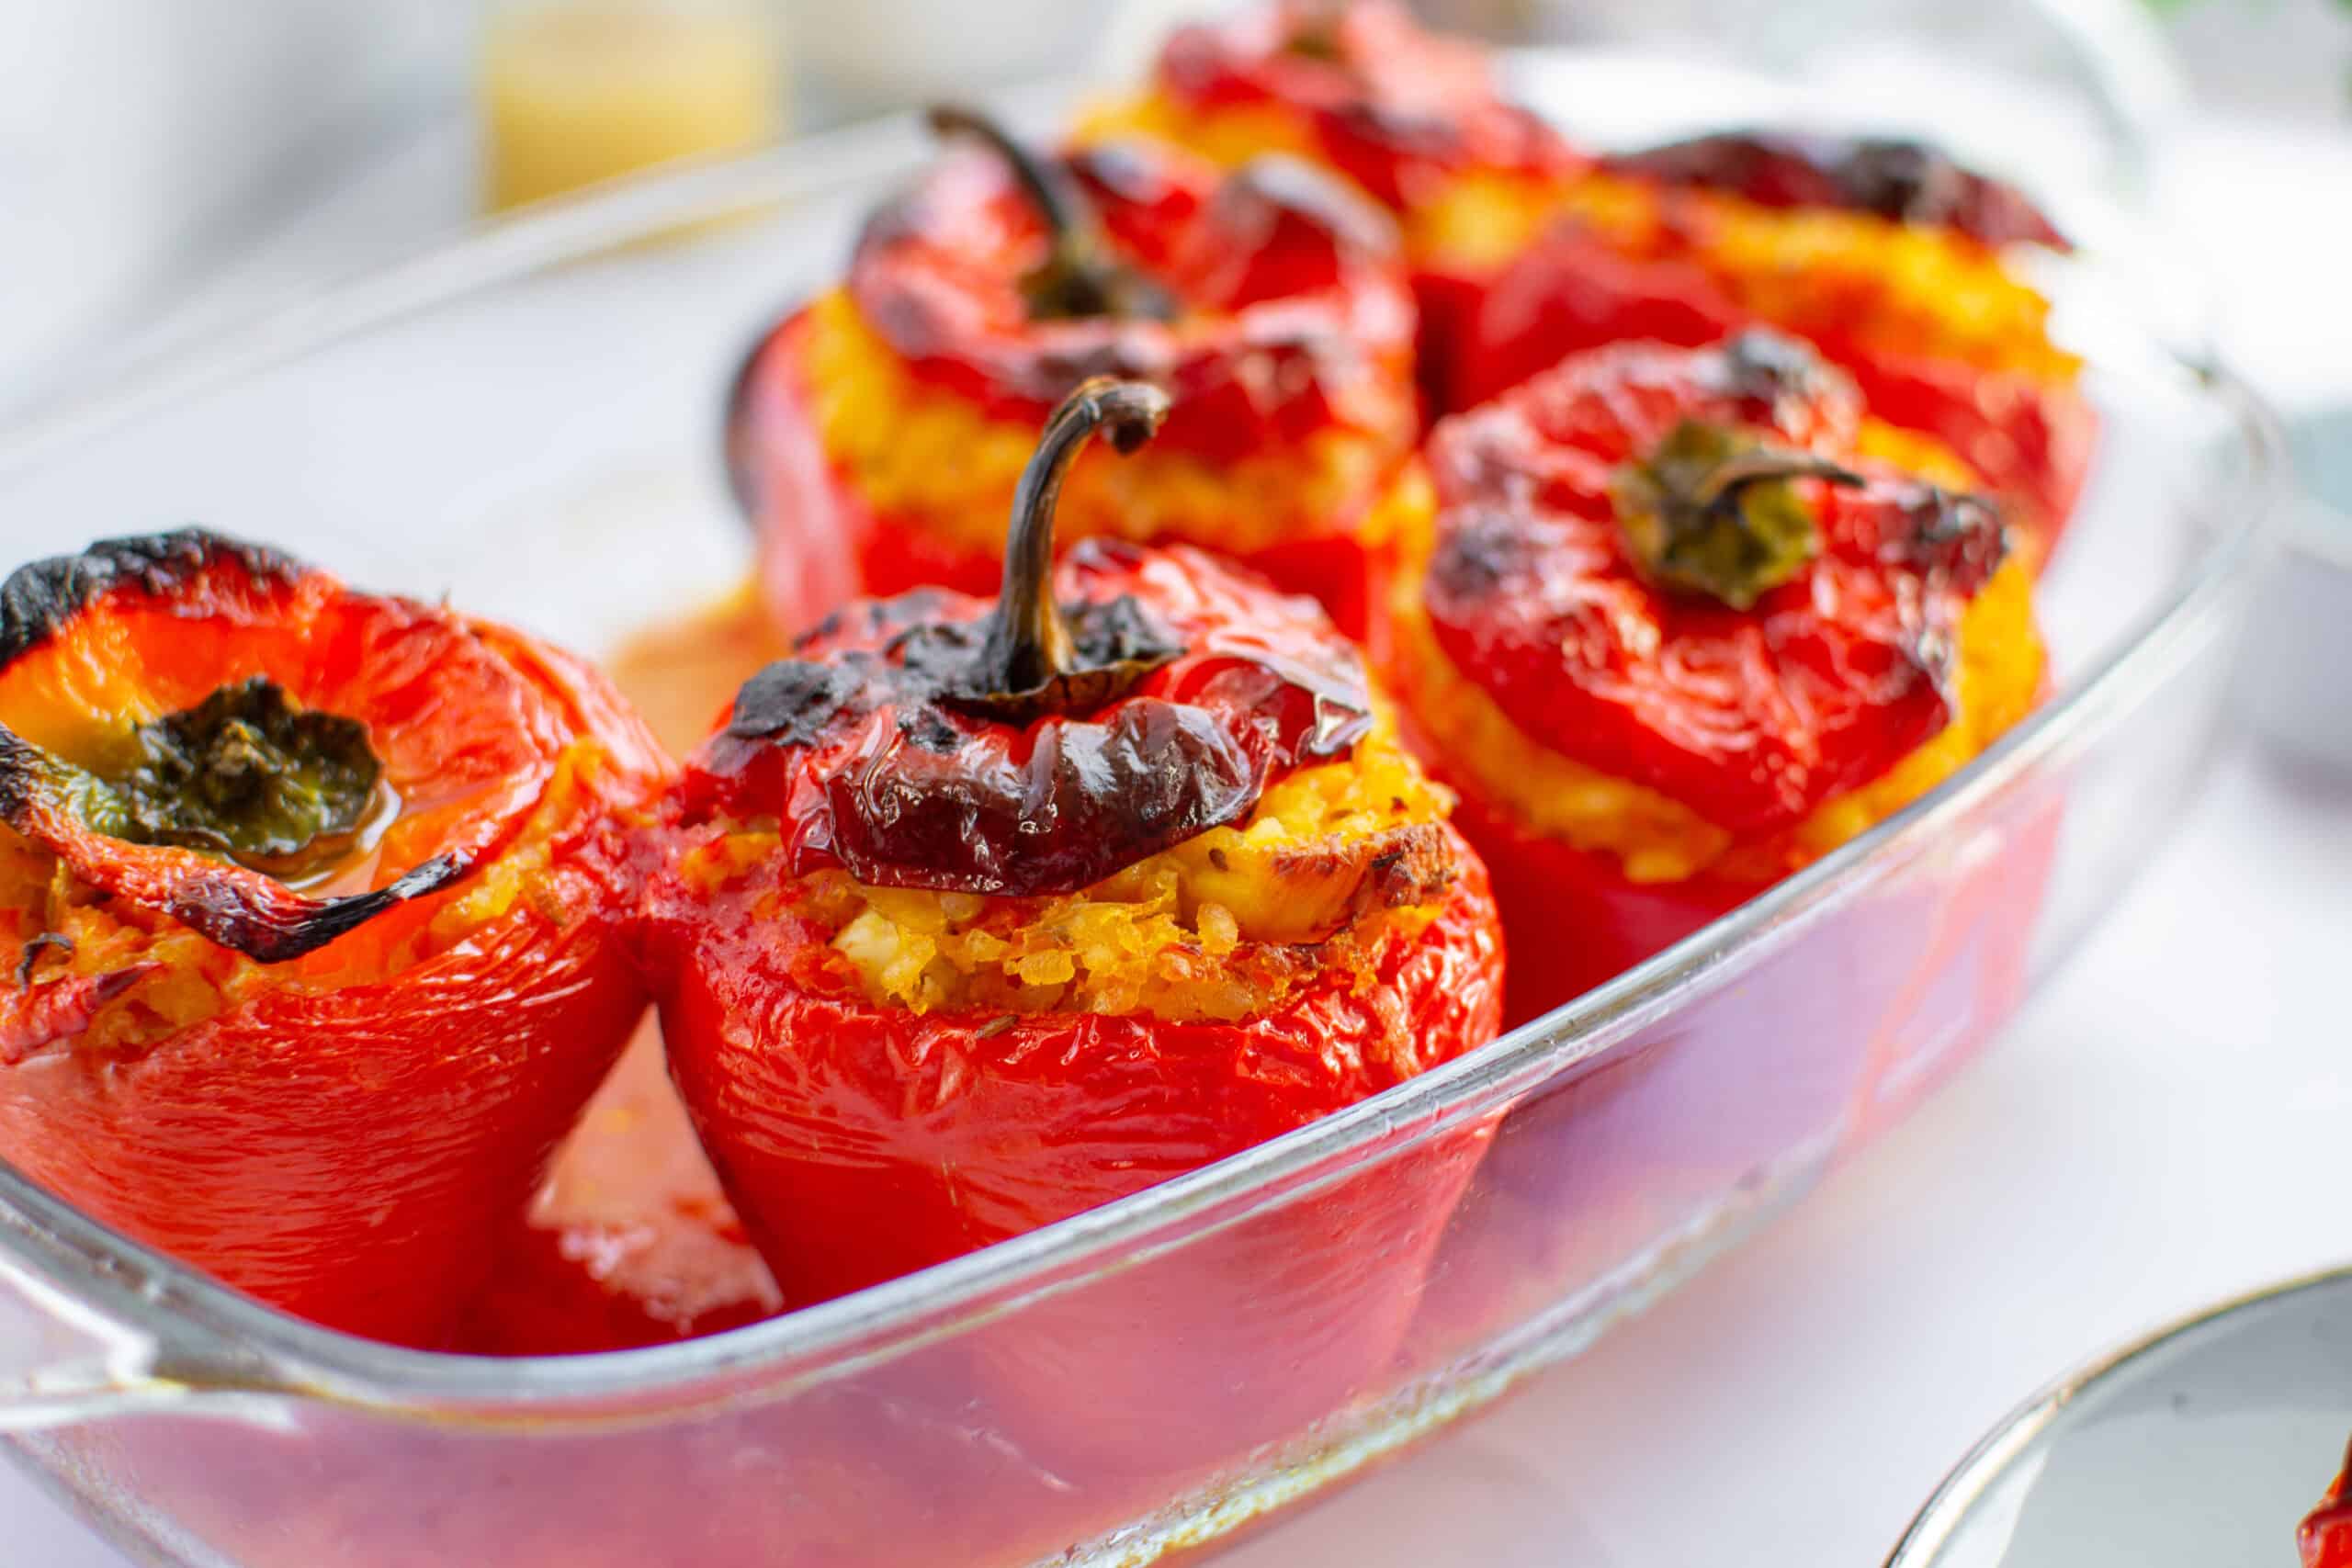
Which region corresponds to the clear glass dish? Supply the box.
[0,58,2279,1568]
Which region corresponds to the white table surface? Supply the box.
[5,115,2348,1568]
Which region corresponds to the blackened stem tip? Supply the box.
[981,378,1171,695]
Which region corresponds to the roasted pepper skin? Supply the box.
[2306,1443,2352,1568]
[654,853,1498,1301]
[735,138,1419,637]
[0,532,666,1346]
[1091,0,1586,406]
[741,309,1401,640]
[1144,1,1571,214]
[1424,757,1750,1022]
[647,535,1505,1471]
[1382,333,2048,1024]
[651,790,1502,1474]
[1394,338,2060,1360]
[1452,134,2095,549]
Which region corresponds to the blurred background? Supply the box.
[0,0,2346,427]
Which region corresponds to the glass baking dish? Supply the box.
[0,56,2279,1568]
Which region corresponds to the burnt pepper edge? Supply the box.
[0,530,481,964]
[1599,130,2072,252]
[0,528,303,667]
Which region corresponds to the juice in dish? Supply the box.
[458,584,788,1355]
[455,1015,784,1354]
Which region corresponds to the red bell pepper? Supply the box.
[1452,129,2095,553]
[1380,329,2048,1026]
[0,530,666,1346]
[2308,1442,2352,1568]
[730,107,1419,638]
[654,379,1505,1472]
[1083,0,1588,402]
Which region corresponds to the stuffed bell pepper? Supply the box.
[1080,0,1586,393]
[1454,130,2095,554]
[0,530,666,1346]
[657,379,1504,1469]
[1382,330,2046,1026]
[729,105,1420,637]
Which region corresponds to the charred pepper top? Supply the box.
[836,107,1408,460]
[1124,0,1578,210]
[0,529,666,1343]
[686,378,1374,896]
[0,530,657,966]
[1597,130,2070,251]
[1450,123,2091,538]
[1416,330,2018,836]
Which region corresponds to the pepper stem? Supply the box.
[1690,449,1866,511]
[973,378,1171,699]
[1616,420,1866,610]
[926,104,1180,321]
[926,104,1088,250]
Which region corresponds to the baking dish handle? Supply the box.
[0,1250,229,1431]
[0,1170,301,1434]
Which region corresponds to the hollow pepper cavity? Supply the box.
[0,530,667,1345]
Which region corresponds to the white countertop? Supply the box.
[4,113,2347,1568]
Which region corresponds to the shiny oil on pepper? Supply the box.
[1452,129,2096,554]
[1380,330,2047,1025]
[0,530,667,1346]
[1079,0,1588,401]
[729,105,1420,639]
[655,378,1505,1470]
